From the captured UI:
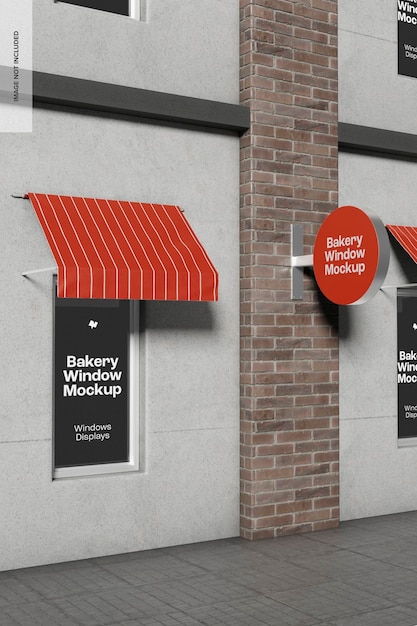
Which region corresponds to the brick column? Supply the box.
[240,0,339,539]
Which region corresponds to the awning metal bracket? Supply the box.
[22,266,57,277]
[13,193,54,277]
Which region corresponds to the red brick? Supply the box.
[240,0,339,540]
[295,509,331,524]
[255,514,294,529]
[255,490,295,505]
[295,486,330,501]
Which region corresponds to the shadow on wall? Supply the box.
[141,300,215,331]
[339,305,350,340]
[305,266,339,335]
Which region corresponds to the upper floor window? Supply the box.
[56,0,132,17]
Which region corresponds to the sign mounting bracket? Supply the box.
[291,224,313,300]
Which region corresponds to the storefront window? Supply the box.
[55,0,130,16]
[53,288,140,478]
[397,287,417,442]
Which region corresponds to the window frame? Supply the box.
[53,282,140,480]
[54,0,144,20]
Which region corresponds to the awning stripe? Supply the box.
[83,197,119,298]
[161,203,200,299]
[386,225,417,264]
[174,206,219,301]
[97,198,131,298]
[160,202,217,301]
[135,203,170,300]
[151,203,189,300]
[58,195,93,298]
[75,197,107,298]
[28,193,218,301]
[113,201,144,300]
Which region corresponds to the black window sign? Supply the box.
[54,296,131,469]
[397,289,417,438]
[398,0,417,77]
[56,0,130,16]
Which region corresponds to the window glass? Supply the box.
[57,0,130,16]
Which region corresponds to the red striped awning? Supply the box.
[386,224,417,264]
[28,193,218,301]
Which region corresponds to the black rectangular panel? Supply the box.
[397,289,417,438]
[398,2,417,78]
[54,296,130,467]
[339,123,417,161]
[57,0,129,16]
[32,71,251,135]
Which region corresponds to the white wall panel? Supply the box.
[339,0,417,134]
[33,0,239,103]
[0,105,240,569]
[339,152,417,520]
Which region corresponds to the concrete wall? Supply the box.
[0,0,240,570]
[339,0,417,134]
[34,0,238,102]
[339,1,417,519]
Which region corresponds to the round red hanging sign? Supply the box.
[313,206,390,305]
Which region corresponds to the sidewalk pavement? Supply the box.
[2,511,417,625]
